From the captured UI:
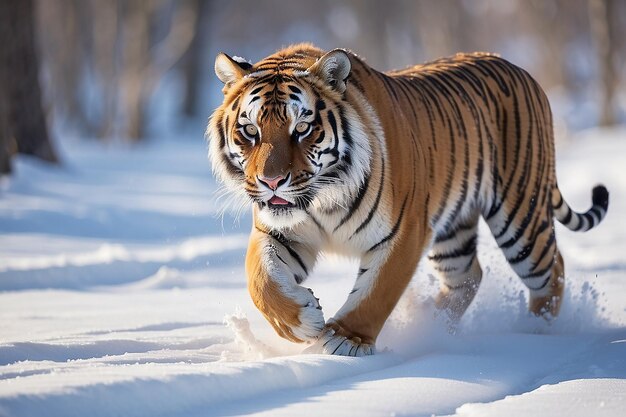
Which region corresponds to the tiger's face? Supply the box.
[208,47,370,229]
[223,79,330,228]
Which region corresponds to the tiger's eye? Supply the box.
[244,124,258,137]
[295,122,310,134]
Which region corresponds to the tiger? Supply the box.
[206,43,609,357]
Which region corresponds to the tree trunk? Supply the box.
[120,0,150,142]
[92,0,120,139]
[0,0,58,163]
[0,13,12,174]
[181,0,207,118]
[589,0,618,127]
[0,77,12,174]
[121,0,198,140]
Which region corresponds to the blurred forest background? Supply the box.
[1,0,625,172]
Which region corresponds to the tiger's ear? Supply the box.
[307,49,351,93]
[214,52,252,89]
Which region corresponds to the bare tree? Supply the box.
[119,0,152,141]
[0,0,58,167]
[119,0,197,141]
[0,68,12,174]
[91,0,120,139]
[589,0,619,126]
[37,0,91,135]
[181,0,209,117]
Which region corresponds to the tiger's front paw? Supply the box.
[266,286,325,343]
[292,286,326,341]
[303,322,376,356]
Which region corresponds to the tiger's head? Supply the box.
[207,45,372,229]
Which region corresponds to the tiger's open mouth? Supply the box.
[258,195,297,211]
[268,195,291,206]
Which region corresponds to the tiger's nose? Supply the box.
[258,175,287,190]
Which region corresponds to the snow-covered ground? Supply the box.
[1,129,625,417]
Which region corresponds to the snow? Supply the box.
[1,129,625,417]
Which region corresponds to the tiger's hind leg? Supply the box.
[528,249,564,318]
[486,205,565,319]
[430,217,483,322]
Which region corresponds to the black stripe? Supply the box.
[530,275,551,291]
[582,213,595,231]
[231,97,240,111]
[250,86,264,95]
[474,59,511,96]
[314,130,326,144]
[281,245,308,275]
[368,195,408,252]
[307,210,325,233]
[334,170,371,232]
[531,231,556,271]
[435,221,476,243]
[349,73,366,93]
[522,260,553,280]
[275,252,289,267]
[561,208,572,225]
[216,116,226,149]
[322,110,340,166]
[352,158,385,237]
[256,227,309,275]
[500,187,542,249]
[589,207,602,223]
[507,219,549,264]
[434,254,476,274]
[339,107,353,148]
[327,110,339,140]
[288,85,302,94]
[472,111,486,205]
[431,118,456,225]
[494,87,535,239]
[522,245,555,279]
[379,73,399,101]
[487,91,522,220]
[428,235,477,262]
[442,100,470,228]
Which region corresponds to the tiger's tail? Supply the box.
[552,185,609,232]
